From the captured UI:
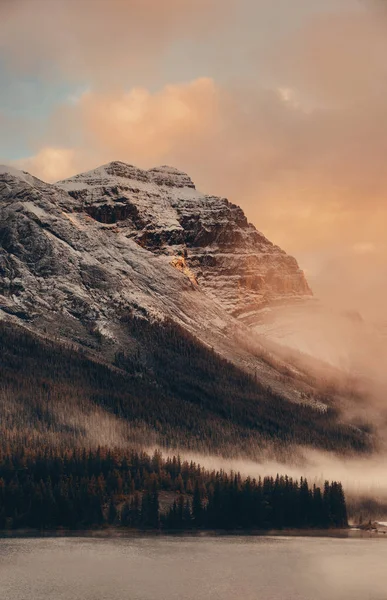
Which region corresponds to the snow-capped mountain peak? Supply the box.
[56,161,311,317]
[0,161,313,405]
[57,161,196,193]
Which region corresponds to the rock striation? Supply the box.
[56,161,311,316]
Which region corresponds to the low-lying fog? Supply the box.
[159,447,387,498]
[251,299,387,386]
[153,299,387,521]
[235,299,387,519]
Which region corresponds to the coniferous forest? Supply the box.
[0,319,371,457]
[0,448,348,531]
[0,319,355,531]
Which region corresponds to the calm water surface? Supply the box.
[0,535,386,600]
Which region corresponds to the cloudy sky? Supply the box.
[1,0,386,317]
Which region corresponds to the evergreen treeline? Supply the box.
[0,320,371,457]
[0,447,347,531]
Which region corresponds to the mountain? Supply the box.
[0,162,311,395]
[0,162,372,457]
[56,161,311,317]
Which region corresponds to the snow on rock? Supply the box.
[0,161,317,406]
[56,161,311,317]
[0,165,46,190]
[148,165,195,189]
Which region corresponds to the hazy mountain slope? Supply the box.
[0,320,370,458]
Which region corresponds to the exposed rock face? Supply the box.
[57,161,311,316]
[0,161,314,405]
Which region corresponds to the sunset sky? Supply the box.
[1,0,386,317]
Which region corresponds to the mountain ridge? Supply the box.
[56,160,311,315]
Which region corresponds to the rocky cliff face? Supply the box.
[0,161,314,405]
[56,161,311,317]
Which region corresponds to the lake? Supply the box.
[0,534,386,600]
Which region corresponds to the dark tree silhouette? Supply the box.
[0,447,348,532]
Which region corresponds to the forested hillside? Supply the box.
[0,319,371,458]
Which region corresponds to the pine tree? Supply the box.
[108,499,117,525]
[183,500,192,527]
[192,481,203,527]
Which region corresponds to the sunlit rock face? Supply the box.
[56,161,311,317]
[0,161,311,330]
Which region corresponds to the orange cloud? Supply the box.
[12,147,78,183]
[78,78,221,162]
[12,77,221,180]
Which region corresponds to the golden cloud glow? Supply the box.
[13,148,78,182]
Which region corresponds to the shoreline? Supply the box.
[1,527,383,540]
